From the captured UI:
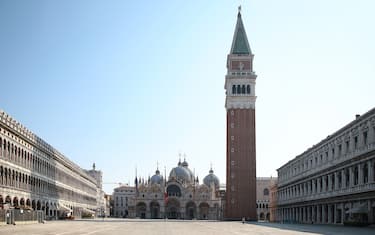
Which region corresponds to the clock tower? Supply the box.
[225,8,257,220]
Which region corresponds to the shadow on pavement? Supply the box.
[73,218,221,223]
[248,221,375,235]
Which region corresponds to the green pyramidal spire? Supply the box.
[230,10,251,55]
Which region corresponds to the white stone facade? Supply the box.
[86,166,106,217]
[224,63,257,110]
[113,185,135,218]
[0,110,102,219]
[256,177,277,221]
[276,108,375,225]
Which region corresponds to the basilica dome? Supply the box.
[169,160,192,183]
[203,168,220,189]
[181,159,194,182]
[150,169,163,185]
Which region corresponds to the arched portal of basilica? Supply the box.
[166,198,180,219]
[150,201,160,219]
[136,202,147,219]
[185,201,197,220]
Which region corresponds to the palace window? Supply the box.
[237,85,241,94]
[364,163,369,183]
[345,169,350,187]
[346,140,350,153]
[247,85,250,94]
[319,178,322,192]
[232,85,236,94]
[354,167,359,185]
[363,131,368,145]
[324,175,328,191]
[314,179,317,192]
[263,188,269,196]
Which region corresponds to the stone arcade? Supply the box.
[0,110,104,223]
[276,108,375,225]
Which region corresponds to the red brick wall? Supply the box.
[225,108,257,220]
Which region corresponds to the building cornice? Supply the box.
[277,107,375,172]
[0,110,96,184]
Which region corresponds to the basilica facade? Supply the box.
[113,159,222,220]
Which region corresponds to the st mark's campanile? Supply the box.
[225,8,257,220]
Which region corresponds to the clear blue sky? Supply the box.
[1,1,375,194]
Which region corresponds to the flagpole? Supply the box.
[164,165,167,220]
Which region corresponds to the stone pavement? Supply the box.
[0,219,374,235]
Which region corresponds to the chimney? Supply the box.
[355,114,360,119]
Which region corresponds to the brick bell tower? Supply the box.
[225,7,257,221]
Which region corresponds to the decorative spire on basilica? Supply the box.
[178,153,182,166]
